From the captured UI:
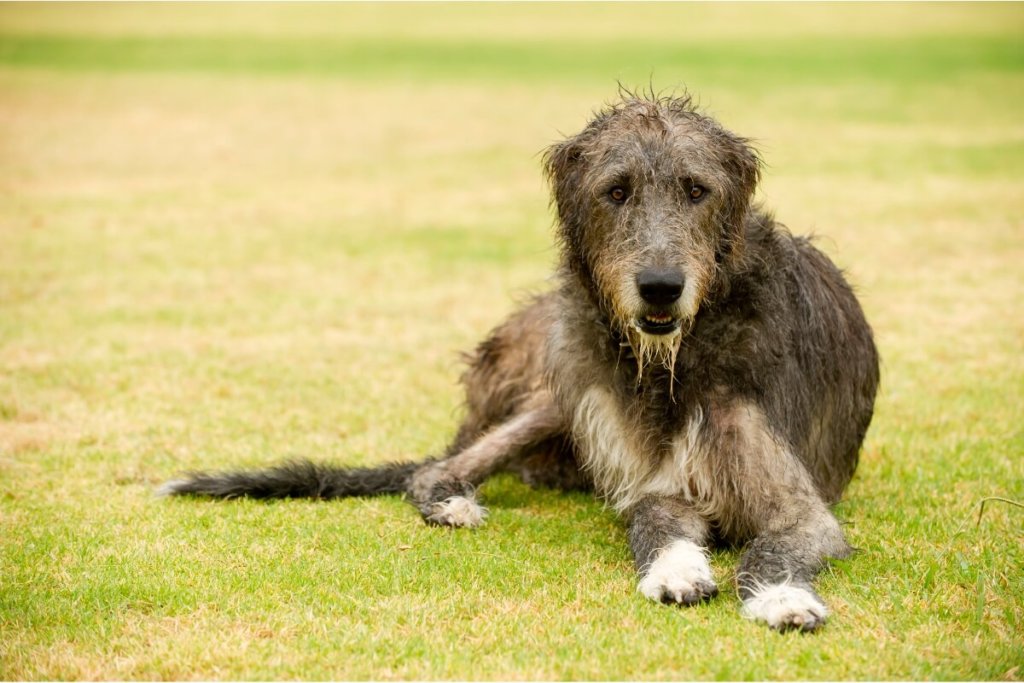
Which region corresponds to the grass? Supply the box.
[1,3,1022,680]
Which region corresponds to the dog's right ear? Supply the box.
[543,137,586,231]
[544,136,596,282]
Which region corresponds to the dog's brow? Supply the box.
[591,164,633,189]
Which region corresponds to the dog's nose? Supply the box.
[636,268,684,305]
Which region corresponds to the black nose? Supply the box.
[636,268,684,305]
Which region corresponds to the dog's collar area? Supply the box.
[600,318,634,359]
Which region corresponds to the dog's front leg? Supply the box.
[736,497,850,632]
[707,398,852,632]
[628,495,718,606]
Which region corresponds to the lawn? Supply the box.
[1,3,1022,680]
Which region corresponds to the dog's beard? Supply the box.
[624,322,686,392]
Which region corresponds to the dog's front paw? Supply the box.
[741,583,828,632]
[424,495,488,528]
[638,539,718,606]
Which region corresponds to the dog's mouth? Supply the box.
[635,312,681,335]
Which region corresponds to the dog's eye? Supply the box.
[608,186,629,204]
[689,185,707,202]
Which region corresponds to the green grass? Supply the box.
[1,33,1020,87]
[1,3,1022,679]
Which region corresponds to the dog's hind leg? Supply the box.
[409,402,562,528]
[508,436,590,492]
[409,396,564,527]
[628,495,718,606]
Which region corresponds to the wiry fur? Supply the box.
[158,460,419,500]
[161,91,880,632]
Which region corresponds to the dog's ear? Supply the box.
[543,136,594,278]
[543,136,586,231]
[718,137,761,270]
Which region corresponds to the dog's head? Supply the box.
[544,93,760,368]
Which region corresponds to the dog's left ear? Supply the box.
[718,136,761,270]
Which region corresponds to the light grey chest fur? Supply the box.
[571,386,717,514]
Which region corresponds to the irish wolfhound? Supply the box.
[162,92,880,632]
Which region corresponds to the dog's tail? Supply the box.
[157,459,422,501]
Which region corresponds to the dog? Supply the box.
[161,92,880,632]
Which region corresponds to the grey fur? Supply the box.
[162,91,879,632]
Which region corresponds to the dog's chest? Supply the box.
[571,386,715,513]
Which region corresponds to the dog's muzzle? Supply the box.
[635,268,684,335]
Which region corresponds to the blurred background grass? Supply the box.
[1,3,1022,679]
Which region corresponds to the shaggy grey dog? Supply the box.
[162,92,879,632]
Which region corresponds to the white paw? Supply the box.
[637,539,719,605]
[425,496,488,528]
[742,583,829,632]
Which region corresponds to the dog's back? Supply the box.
[785,231,880,501]
[720,213,879,502]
